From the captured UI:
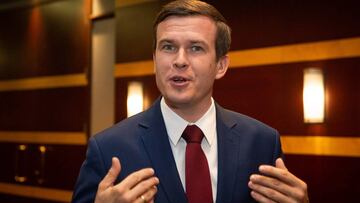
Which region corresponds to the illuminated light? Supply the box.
[303,68,325,123]
[18,145,27,151]
[39,145,46,153]
[127,82,144,117]
[14,176,27,183]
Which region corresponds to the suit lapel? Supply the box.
[139,99,187,203]
[139,100,245,203]
[215,105,241,203]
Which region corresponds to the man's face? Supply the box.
[153,15,228,110]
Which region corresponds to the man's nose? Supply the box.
[173,48,189,69]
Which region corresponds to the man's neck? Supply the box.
[164,98,213,123]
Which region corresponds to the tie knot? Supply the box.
[182,125,204,143]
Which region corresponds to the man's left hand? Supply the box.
[248,158,309,203]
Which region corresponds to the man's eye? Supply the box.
[191,46,203,52]
[162,44,175,51]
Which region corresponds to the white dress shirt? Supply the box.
[160,97,218,202]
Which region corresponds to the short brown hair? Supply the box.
[153,0,231,61]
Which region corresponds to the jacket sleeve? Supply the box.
[272,130,284,165]
[72,137,107,203]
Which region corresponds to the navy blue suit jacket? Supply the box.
[72,98,282,203]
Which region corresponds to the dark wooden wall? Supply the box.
[0,0,358,202]
[0,0,89,79]
[115,1,360,203]
[0,0,89,202]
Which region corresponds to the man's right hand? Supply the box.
[95,157,159,203]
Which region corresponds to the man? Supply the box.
[72,1,309,203]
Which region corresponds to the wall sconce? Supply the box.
[303,68,325,123]
[127,82,144,117]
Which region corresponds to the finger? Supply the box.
[257,165,309,201]
[275,158,288,170]
[259,164,299,186]
[134,186,158,203]
[128,177,159,199]
[249,180,292,203]
[115,168,156,191]
[274,159,309,201]
[250,190,276,203]
[98,157,121,191]
[250,174,293,197]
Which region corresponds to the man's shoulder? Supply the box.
[89,99,166,150]
[216,105,278,135]
[92,110,149,144]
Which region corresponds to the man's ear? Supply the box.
[215,55,229,79]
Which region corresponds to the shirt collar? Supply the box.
[160,97,216,146]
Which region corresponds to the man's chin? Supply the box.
[163,96,193,109]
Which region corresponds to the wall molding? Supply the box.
[0,182,72,202]
[2,38,358,89]
[228,37,360,68]
[115,60,154,78]
[0,131,358,157]
[0,73,87,92]
[115,37,360,78]
[281,135,360,157]
[0,131,87,145]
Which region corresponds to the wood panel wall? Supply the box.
[0,0,90,202]
[114,1,360,203]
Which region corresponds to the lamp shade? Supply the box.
[127,82,143,117]
[303,68,325,123]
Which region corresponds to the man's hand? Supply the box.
[248,158,309,203]
[95,157,159,203]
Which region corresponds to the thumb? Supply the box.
[99,157,122,190]
[275,158,288,170]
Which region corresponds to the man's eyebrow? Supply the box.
[189,40,209,48]
[158,39,174,45]
[189,40,206,45]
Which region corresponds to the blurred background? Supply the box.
[0,0,359,202]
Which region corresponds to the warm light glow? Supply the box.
[127,82,143,117]
[303,68,325,123]
[18,145,27,151]
[14,176,27,183]
[39,145,46,153]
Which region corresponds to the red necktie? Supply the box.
[182,125,213,203]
